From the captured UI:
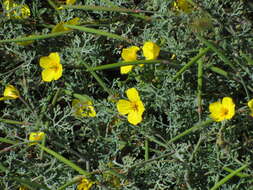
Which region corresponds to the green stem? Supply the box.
[172,47,210,81]
[197,59,203,121]
[0,31,70,43]
[81,62,112,95]
[144,138,149,161]
[223,167,250,178]
[61,5,142,13]
[167,119,213,144]
[87,60,173,71]
[210,164,248,190]
[0,118,31,125]
[37,144,90,176]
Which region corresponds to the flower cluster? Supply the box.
[120,41,160,74]
[77,178,94,190]
[3,0,31,19]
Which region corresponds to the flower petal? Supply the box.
[39,56,52,69]
[222,97,235,120]
[49,52,60,65]
[121,46,140,61]
[209,101,223,122]
[126,88,140,102]
[41,68,55,82]
[120,65,133,74]
[128,111,142,125]
[248,99,253,110]
[136,100,145,114]
[117,100,131,115]
[142,41,160,60]
[53,63,63,80]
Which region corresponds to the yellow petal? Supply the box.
[41,68,55,82]
[77,178,94,190]
[142,41,160,60]
[39,56,52,69]
[53,63,63,80]
[128,111,142,125]
[66,0,76,5]
[66,17,80,25]
[248,99,253,110]
[136,100,145,114]
[49,52,60,64]
[222,97,235,120]
[120,65,133,74]
[51,22,65,33]
[117,100,132,115]
[121,46,140,61]
[29,132,45,145]
[126,88,140,102]
[3,84,20,99]
[209,101,223,122]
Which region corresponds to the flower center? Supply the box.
[220,107,229,117]
[131,101,139,112]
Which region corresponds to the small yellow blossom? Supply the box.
[3,0,30,19]
[247,99,253,117]
[0,85,20,101]
[39,52,63,82]
[209,97,235,122]
[117,88,145,125]
[66,0,76,5]
[142,41,160,60]
[173,0,193,13]
[51,17,80,33]
[19,186,28,190]
[72,99,96,117]
[77,178,94,190]
[29,132,45,145]
[120,46,140,74]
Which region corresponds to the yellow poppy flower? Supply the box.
[66,0,76,5]
[142,41,160,60]
[117,88,145,125]
[51,17,80,33]
[77,178,94,190]
[173,0,193,13]
[247,99,253,117]
[3,0,30,19]
[120,46,140,74]
[39,52,63,82]
[72,99,96,117]
[0,84,20,101]
[29,132,45,145]
[19,186,28,190]
[209,97,235,122]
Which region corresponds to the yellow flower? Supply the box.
[72,99,96,117]
[173,0,193,13]
[3,0,30,19]
[39,52,63,82]
[120,46,140,74]
[142,41,160,60]
[77,178,94,190]
[209,97,235,122]
[29,132,45,145]
[51,17,80,33]
[0,85,20,101]
[117,88,145,125]
[247,99,253,117]
[19,186,28,190]
[66,0,76,5]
